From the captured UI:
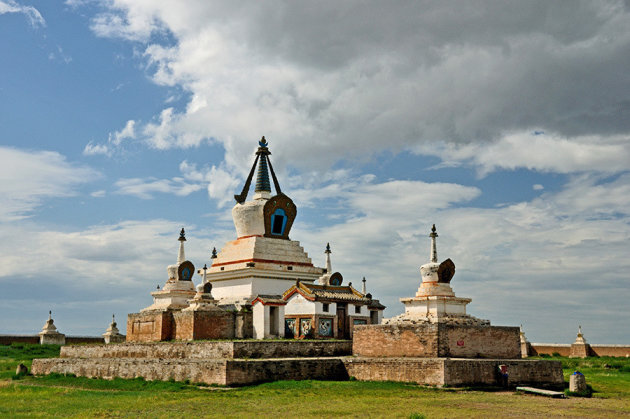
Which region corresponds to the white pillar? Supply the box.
[430,224,438,263]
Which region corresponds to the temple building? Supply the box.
[282,243,385,339]
[127,137,384,342]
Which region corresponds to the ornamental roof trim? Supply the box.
[283,281,374,303]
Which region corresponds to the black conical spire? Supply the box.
[255,138,271,193]
[234,137,282,203]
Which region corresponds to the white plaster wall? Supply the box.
[210,278,254,300]
[315,301,336,315]
[285,294,316,315]
[350,304,368,316]
[252,303,266,339]
[251,277,299,296]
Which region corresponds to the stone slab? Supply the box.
[516,386,566,398]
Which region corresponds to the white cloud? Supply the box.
[415,132,630,176]
[532,184,544,191]
[90,190,106,198]
[83,142,110,156]
[114,176,202,199]
[83,119,136,156]
[290,171,630,342]
[79,1,630,175]
[0,0,45,27]
[0,146,99,221]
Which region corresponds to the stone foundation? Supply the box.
[343,357,563,388]
[31,339,561,388]
[353,323,521,359]
[31,357,348,386]
[32,340,352,386]
[57,340,353,360]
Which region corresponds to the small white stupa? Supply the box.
[387,225,488,326]
[142,228,196,311]
[317,243,334,285]
[39,311,65,345]
[184,264,221,311]
[102,314,125,344]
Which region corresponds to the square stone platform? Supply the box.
[31,340,562,388]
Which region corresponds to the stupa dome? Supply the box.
[232,137,296,239]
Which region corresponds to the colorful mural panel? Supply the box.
[285,318,296,338]
[318,318,333,337]
[300,318,312,337]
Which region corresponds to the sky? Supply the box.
[1,0,629,344]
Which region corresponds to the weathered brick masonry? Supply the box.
[31,341,353,386]
[31,340,564,387]
[0,335,103,345]
[343,358,563,387]
[172,310,235,340]
[353,324,521,359]
[530,343,630,358]
[58,340,353,359]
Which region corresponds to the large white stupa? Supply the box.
[204,137,323,305]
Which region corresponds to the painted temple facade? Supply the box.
[126,138,385,341]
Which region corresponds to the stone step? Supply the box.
[60,340,352,360]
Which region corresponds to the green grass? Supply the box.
[1,345,629,418]
[0,343,60,380]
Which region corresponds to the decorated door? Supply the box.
[336,304,348,338]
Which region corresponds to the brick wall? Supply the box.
[530,343,630,358]
[353,324,440,357]
[352,324,520,359]
[172,310,235,340]
[441,325,521,359]
[127,309,253,342]
[66,336,105,344]
[0,335,103,345]
[225,358,348,385]
[591,345,630,357]
[0,335,39,345]
[344,357,444,385]
[529,344,571,356]
[127,311,172,342]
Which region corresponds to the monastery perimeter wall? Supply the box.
[0,335,103,345]
[529,343,630,358]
